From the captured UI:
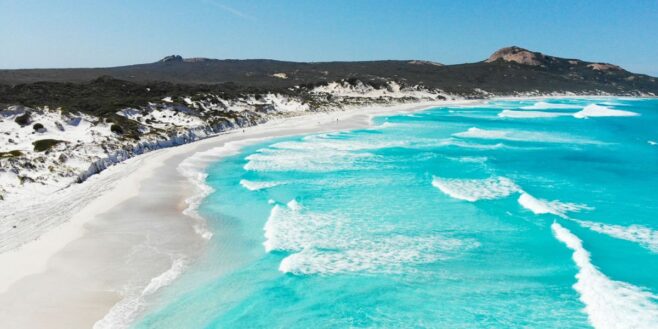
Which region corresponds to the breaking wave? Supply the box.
[517,192,591,217]
[263,200,334,253]
[239,179,284,191]
[551,222,658,329]
[243,135,407,172]
[520,101,582,110]
[279,235,478,275]
[453,127,597,144]
[447,156,488,163]
[375,121,402,129]
[432,176,520,202]
[431,176,591,219]
[244,148,373,172]
[573,104,639,119]
[574,220,658,253]
[498,110,570,118]
[265,200,478,275]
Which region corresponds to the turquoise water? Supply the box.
[133,98,658,329]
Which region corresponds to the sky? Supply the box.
[1,0,657,76]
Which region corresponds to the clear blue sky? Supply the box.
[1,0,657,76]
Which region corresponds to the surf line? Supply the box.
[514,190,658,329]
[431,175,657,253]
[510,189,658,329]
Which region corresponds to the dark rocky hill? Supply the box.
[1,47,656,96]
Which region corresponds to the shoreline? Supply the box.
[0,99,462,329]
[1,95,648,328]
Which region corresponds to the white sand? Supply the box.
[0,100,468,329]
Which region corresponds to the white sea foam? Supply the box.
[263,200,337,252]
[515,193,658,254]
[279,236,478,275]
[551,222,658,329]
[176,137,279,237]
[178,144,251,240]
[432,176,520,202]
[453,127,508,139]
[520,101,582,110]
[453,127,596,144]
[518,192,560,215]
[573,104,639,119]
[448,156,488,163]
[498,110,570,118]
[244,148,372,172]
[575,220,658,253]
[431,176,594,220]
[275,135,406,151]
[244,135,407,172]
[264,199,478,274]
[517,192,591,217]
[376,121,401,129]
[648,140,657,146]
[600,101,626,106]
[239,179,284,191]
[93,257,187,329]
[141,258,187,296]
[446,140,507,150]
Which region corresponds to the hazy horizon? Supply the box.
[1,0,657,76]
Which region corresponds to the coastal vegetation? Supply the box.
[32,139,65,152]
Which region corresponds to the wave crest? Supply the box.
[239,179,284,191]
[518,192,591,217]
[573,104,639,119]
[520,101,582,110]
[551,222,658,329]
[279,236,478,275]
[432,176,520,202]
[498,110,570,118]
[453,127,597,144]
[575,220,658,253]
[265,200,478,274]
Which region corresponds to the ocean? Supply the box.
[132,98,658,329]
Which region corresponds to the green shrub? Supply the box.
[0,150,23,158]
[110,124,124,134]
[33,139,65,152]
[33,123,44,131]
[15,112,31,126]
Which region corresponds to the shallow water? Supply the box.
[132,98,658,329]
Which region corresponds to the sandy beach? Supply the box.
[3,2,656,326]
[0,100,462,329]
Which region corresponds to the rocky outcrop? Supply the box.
[485,46,545,66]
[159,55,184,63]
[588,63,623,72]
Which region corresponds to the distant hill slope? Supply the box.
[1,46,656,95]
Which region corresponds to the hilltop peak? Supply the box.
[158,55,212,63]
[159,55,184,63]
[485,46,629,73]
[485,46,546,66]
